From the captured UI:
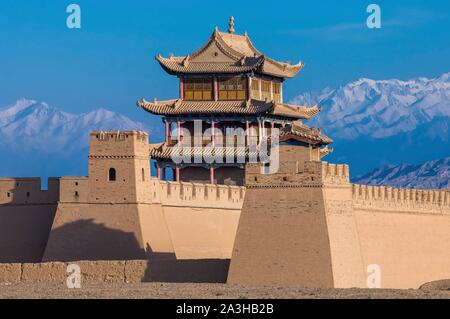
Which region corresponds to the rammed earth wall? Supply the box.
[0,260,149,284]
[1,132,450,288]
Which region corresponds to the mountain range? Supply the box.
[0,98,162,181]
[290,72,450,178]
[354,157,450,189]
[1,71,449,188]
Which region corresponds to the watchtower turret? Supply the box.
[88,131,151,203]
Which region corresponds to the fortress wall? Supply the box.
[352,184,450,288]
[228,186,335,287]
[0,204,57,263]
[320,162,350,184]
[161,206,240,259]
[59,177,89,203]
[0,178,59,263]
[42,203,147,262]
[151,180,244,259]
[156,180,245,209]
[0,178,59,205]
[352,184,450,210]
[137,203,175,258]
[43,179,244,263]
[302,161,365,288]
[0,260,227,285]
[0,260,151,284]
[229,157,364,288]
[42,195,239,281]
[320,165,366,288]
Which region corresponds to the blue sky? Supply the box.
[0,0,449,122]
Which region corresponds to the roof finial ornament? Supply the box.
[228,16,235,34]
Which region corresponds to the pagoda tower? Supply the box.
[138,17,332,186]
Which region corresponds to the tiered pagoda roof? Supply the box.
[137,98,320,120]
[140,17,333,165]
[156,27,303,78]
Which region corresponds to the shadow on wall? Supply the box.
[143,244,230,283]
[0,204,57,263]
[45,221,230,283]
[44,219,147,261]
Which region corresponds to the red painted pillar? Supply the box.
[168,121,172,144]
[156,166,161,179]
[180,76,184,100]
[165,120,170,144]
[210,166,215,184]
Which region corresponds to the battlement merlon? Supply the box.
[245,160,350,187]
[303,161,350,182]
[151,178,245,209]
[89,130,149,158]
[0,177,60,205]
[352,184,450,208]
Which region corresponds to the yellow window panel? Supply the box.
[219,91,228,100]
[274,94,281,103]
[228,91,237,100]
[194,91,203,100]
[185,91,194,100]
[203,91,212,100]
[237,91,246,100]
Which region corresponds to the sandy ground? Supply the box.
[0,283,449,299]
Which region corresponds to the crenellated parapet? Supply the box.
[0,178,60,205]
[150,178,245,209]
[89,130,149,159]
[246,160,350,188]
[308,161,350,185]
[352,184,450,214]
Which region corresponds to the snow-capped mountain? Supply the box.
[291,72,450,140]
[354,157,450,189]
[0,98,153,153]
[0,99,162,179]
[2,71,450,184]
[291,72,450,176]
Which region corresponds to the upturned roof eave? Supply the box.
[156,55,303,78]
[137,98,320,120]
